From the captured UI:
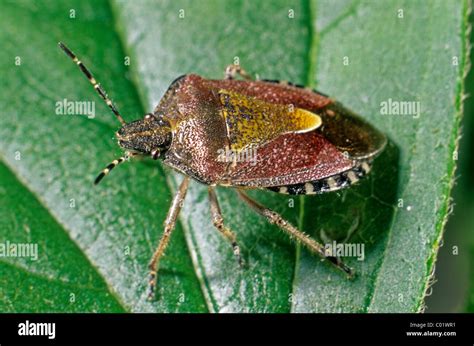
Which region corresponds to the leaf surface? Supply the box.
[0,0,468,312]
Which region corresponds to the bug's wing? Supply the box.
[217,87,386,188]
[222,130,355,187]
[219,89,322,152]
[208,79,387,160]
[317,101,387,160]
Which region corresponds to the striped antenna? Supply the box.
[94,156,128,185]
[58,42,126,125]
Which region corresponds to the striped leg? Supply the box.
[58,42,126,125]
[236,190,354,278]
[208,187,243,267]
[225,64,252,80]
[147,176,190,300]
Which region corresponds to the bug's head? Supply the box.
[56,42,175,185]
[94,113,173,185]
[116,113,173,159]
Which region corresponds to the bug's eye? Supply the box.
[144,113,154,121]
[157,118,171,128]
[151,149,160,160]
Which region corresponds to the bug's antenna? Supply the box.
[94,156,129,185]
[58,42,126,125]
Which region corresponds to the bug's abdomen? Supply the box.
[267,160,372,195]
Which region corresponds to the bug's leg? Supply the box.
[208,187,243,267]
[58,42,126,125]
[236,190,354,278]
[225,64,253,80]
[147,176,190,300]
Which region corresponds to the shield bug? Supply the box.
[58,42,387,300]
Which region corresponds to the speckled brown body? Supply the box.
[153,74,386,193]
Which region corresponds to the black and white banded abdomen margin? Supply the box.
[267,160,372,195]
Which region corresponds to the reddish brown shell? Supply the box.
[155,74,386,188]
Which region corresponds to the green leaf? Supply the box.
[0,0,206,313]
[0,0,468,312]
[424,6,473,313]
[293,0,469,313]
[0,162,125,312]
